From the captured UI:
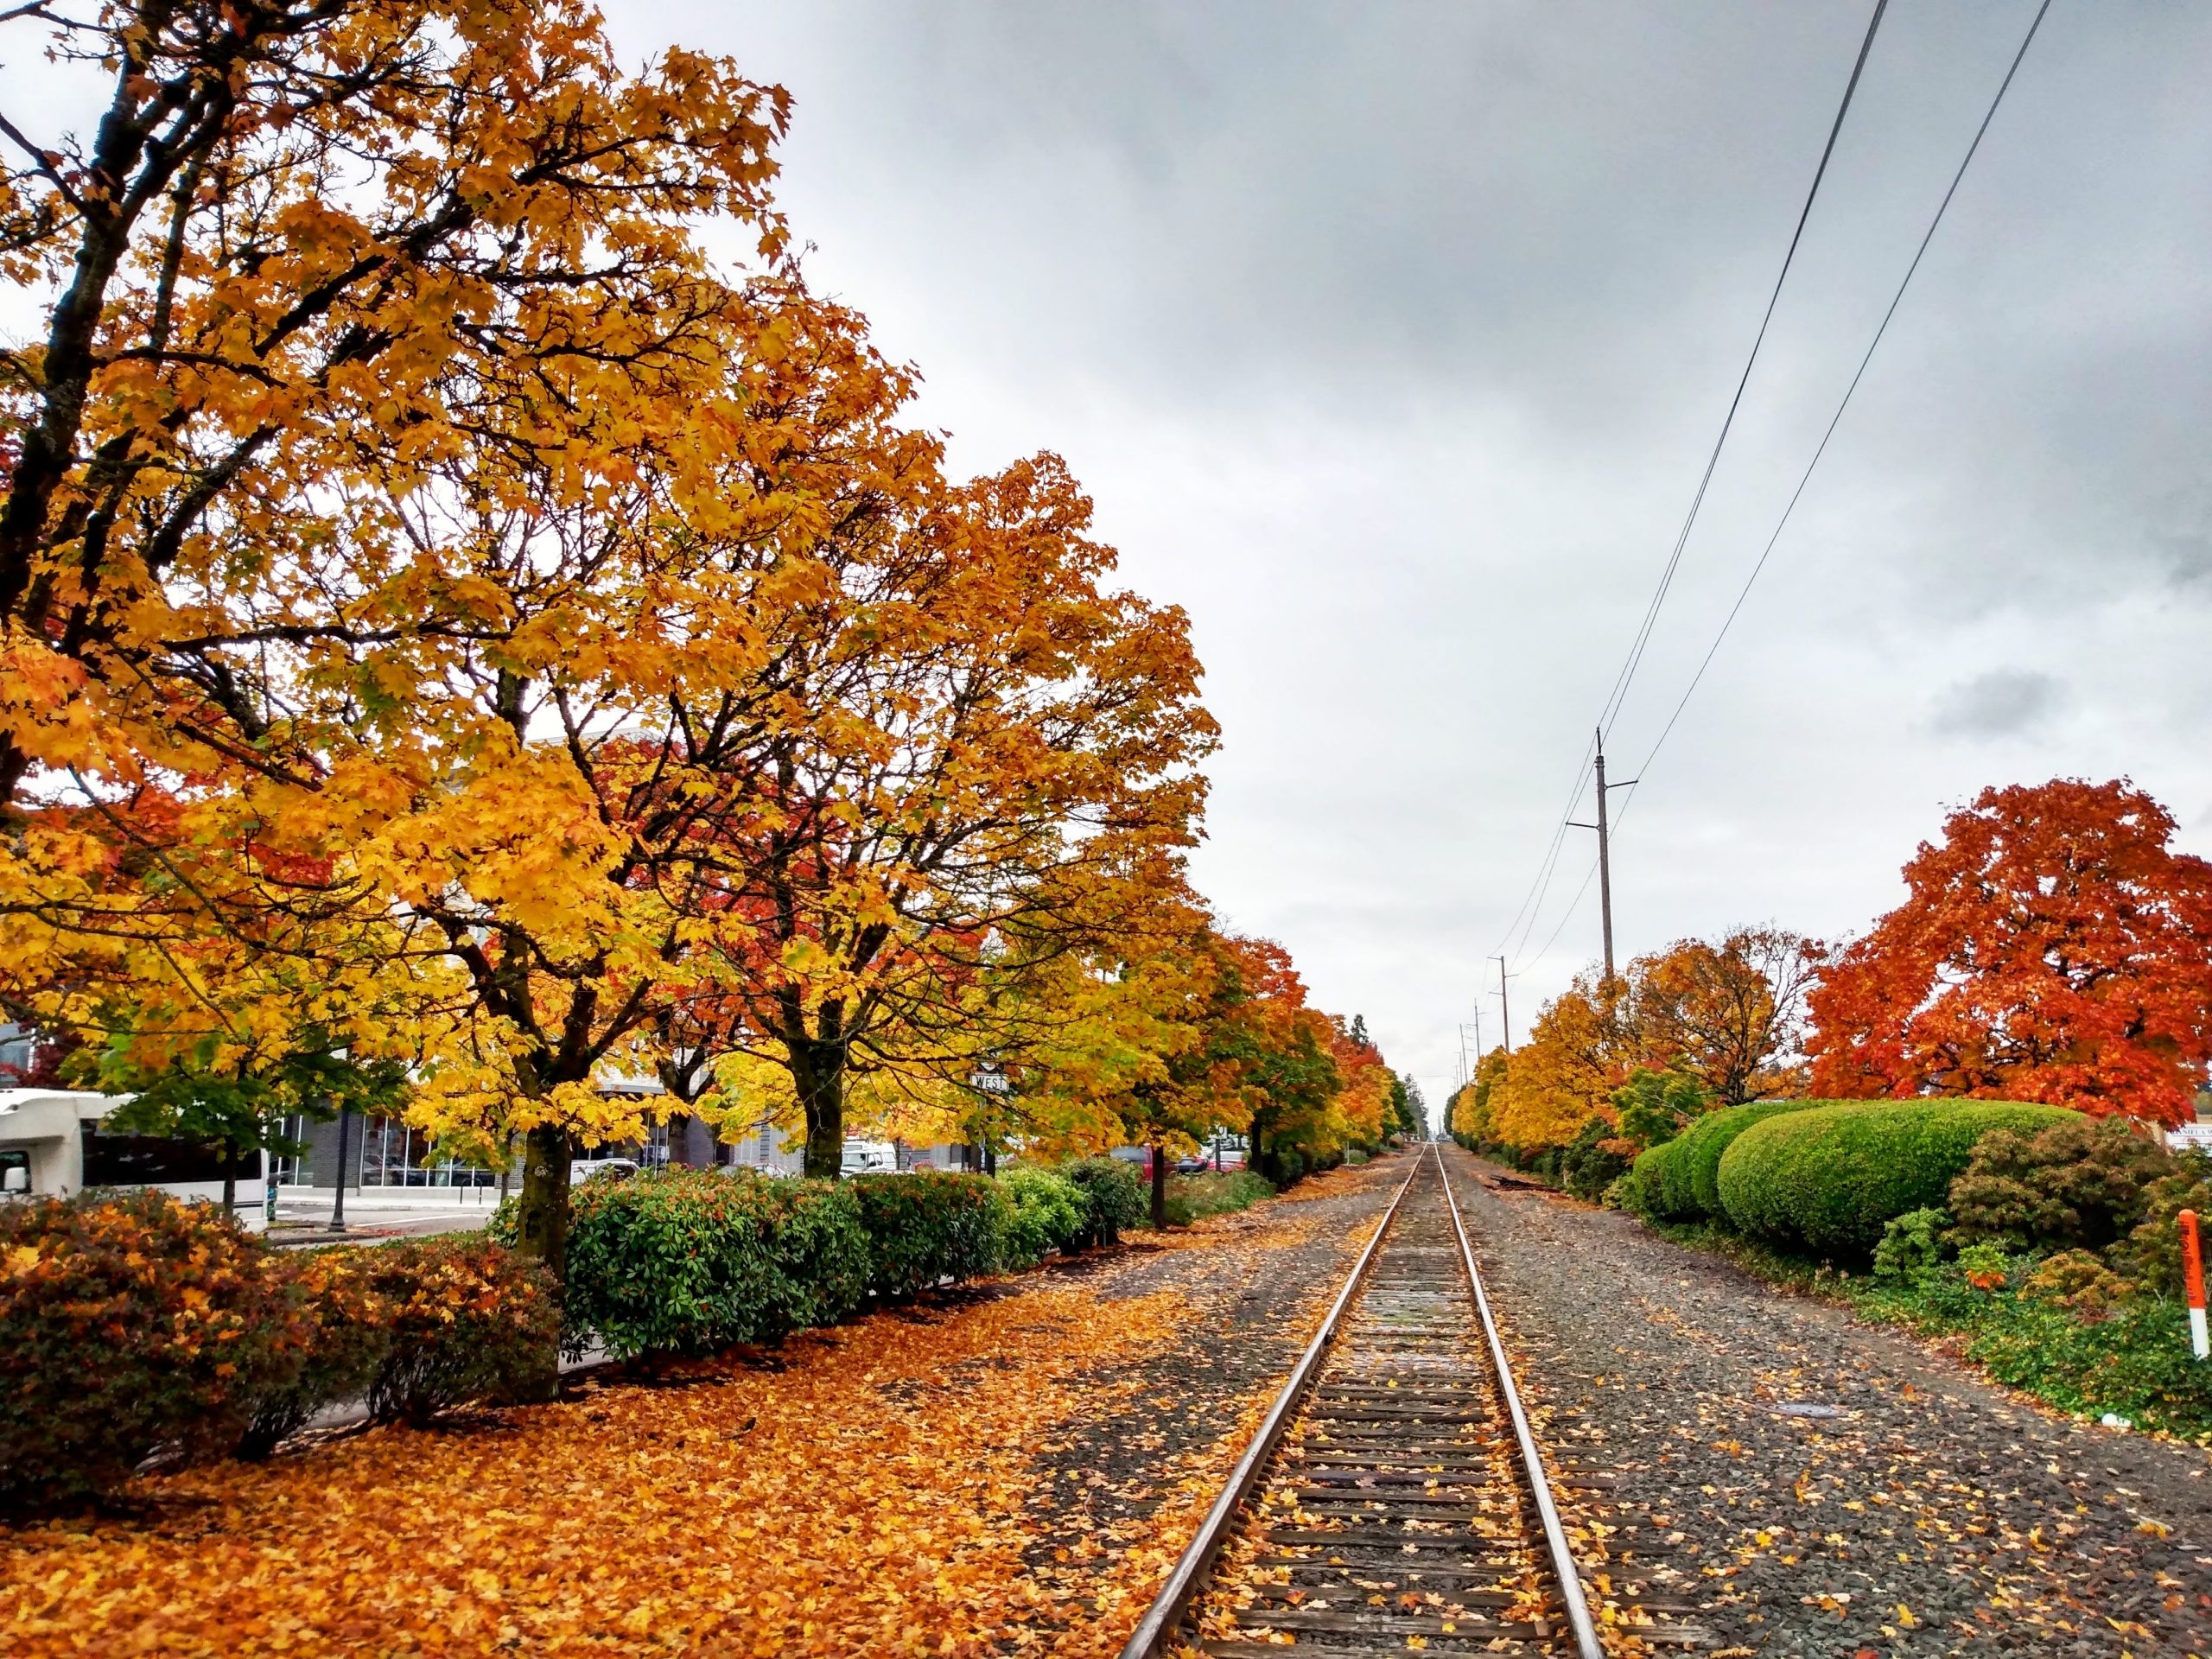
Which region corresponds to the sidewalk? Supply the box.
[253,1184,504,1244]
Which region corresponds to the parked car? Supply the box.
[572,1158,639,1185]
[1173,1154,1212,1176]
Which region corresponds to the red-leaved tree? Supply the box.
[1807,779,2212,1126]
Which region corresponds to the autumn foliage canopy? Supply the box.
[0,0,1401,1282]
[1807,779,2212,1128]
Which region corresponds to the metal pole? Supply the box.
[1593,730,1615,984]
[327,1107,351,1232]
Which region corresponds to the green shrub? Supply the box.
[849,1171,999,1300]
[2108,1152,2212,1298]
[238,1248,393,1460]
[1162,1169,1274,1227]
[1560,1116,1631,1201]
[1624,1141,1679,1217]
[0,1191,296,1509]
[2018,1249,2131,1321]
[1612,1068,1713,1150]
[1872,1206,1951,1284]
[360,1234,560,1423]
[994,1166,1088,1268]
[1060,1157,1148,1248]
[1947,1116,2173,1253]
[1673,1099,1822,1219]
[1717,1100,2077,1260]
[556,1169,868,1363]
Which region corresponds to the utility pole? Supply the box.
[1567,726,1637,986]
[1491,956,1517,1053]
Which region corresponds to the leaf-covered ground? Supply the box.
[1441,1148,2212,1659]
[1,1163,1400,1657]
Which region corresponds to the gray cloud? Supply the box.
[1931,670,2067,739]
[596,1,2212,1093]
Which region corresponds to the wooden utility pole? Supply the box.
[1491,956,1516,1053]
[1568,727,1637,985]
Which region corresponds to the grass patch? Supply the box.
[1163,1170,1274,1227]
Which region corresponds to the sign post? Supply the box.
[2182,1209,2208,1362]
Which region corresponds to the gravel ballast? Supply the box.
[1440,1145,2212,1657]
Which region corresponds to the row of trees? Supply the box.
[1452,778,2212,1170]
[0,3,1407,1284]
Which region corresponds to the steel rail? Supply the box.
[1115,1143,1430,1659]
[1440,1150,1606,1659]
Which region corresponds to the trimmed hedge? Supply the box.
[1628,1100,1816,1221]
[851,1171,999,1299]
[556,1169,871,1361]
[1677,1100,1822,1218]
[1716,1099,2078,1259]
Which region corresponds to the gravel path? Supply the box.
[1440,1144,2212,1659]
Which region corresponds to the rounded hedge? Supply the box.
[1716,1099,2078,1259]
[849,1171,999,1300]
[557,1169,869,1361]
[1678,1099,1825,1219]
[1627,1099,1821,1221]
[1628,1140,1685,1217]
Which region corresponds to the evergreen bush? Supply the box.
[1716,1099,2076,1260]
[1947,1116,2174,1253]
[1559,1116,1630,1201]
[554,1169,867,1362]
[1871,1206,1952,1284]
[1060,1156,1148,1247]
[849,1171,999,1299]
[994,1166,1088,1268]
[2108,1151,2212,1298]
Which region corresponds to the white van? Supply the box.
[840,1138,898,1177]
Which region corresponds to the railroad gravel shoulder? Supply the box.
[1007,1154,1408,1651]
[1440,1145,2212,1659]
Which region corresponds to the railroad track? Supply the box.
[1120,1143,1711,1658]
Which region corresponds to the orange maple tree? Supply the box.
[1806,778,2212,1126]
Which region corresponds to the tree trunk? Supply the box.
[667,1112,695,1167]
[509,1125,571,1402]
[1150,1139,1167,1230]
[792,1039,846,1179]
[221,1146,237,1214]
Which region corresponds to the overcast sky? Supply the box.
[594,0,2212,1107]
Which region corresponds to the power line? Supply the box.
[1492,0,1889,977]
[1595,0,1892,740]
[1617,0,2056,822]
